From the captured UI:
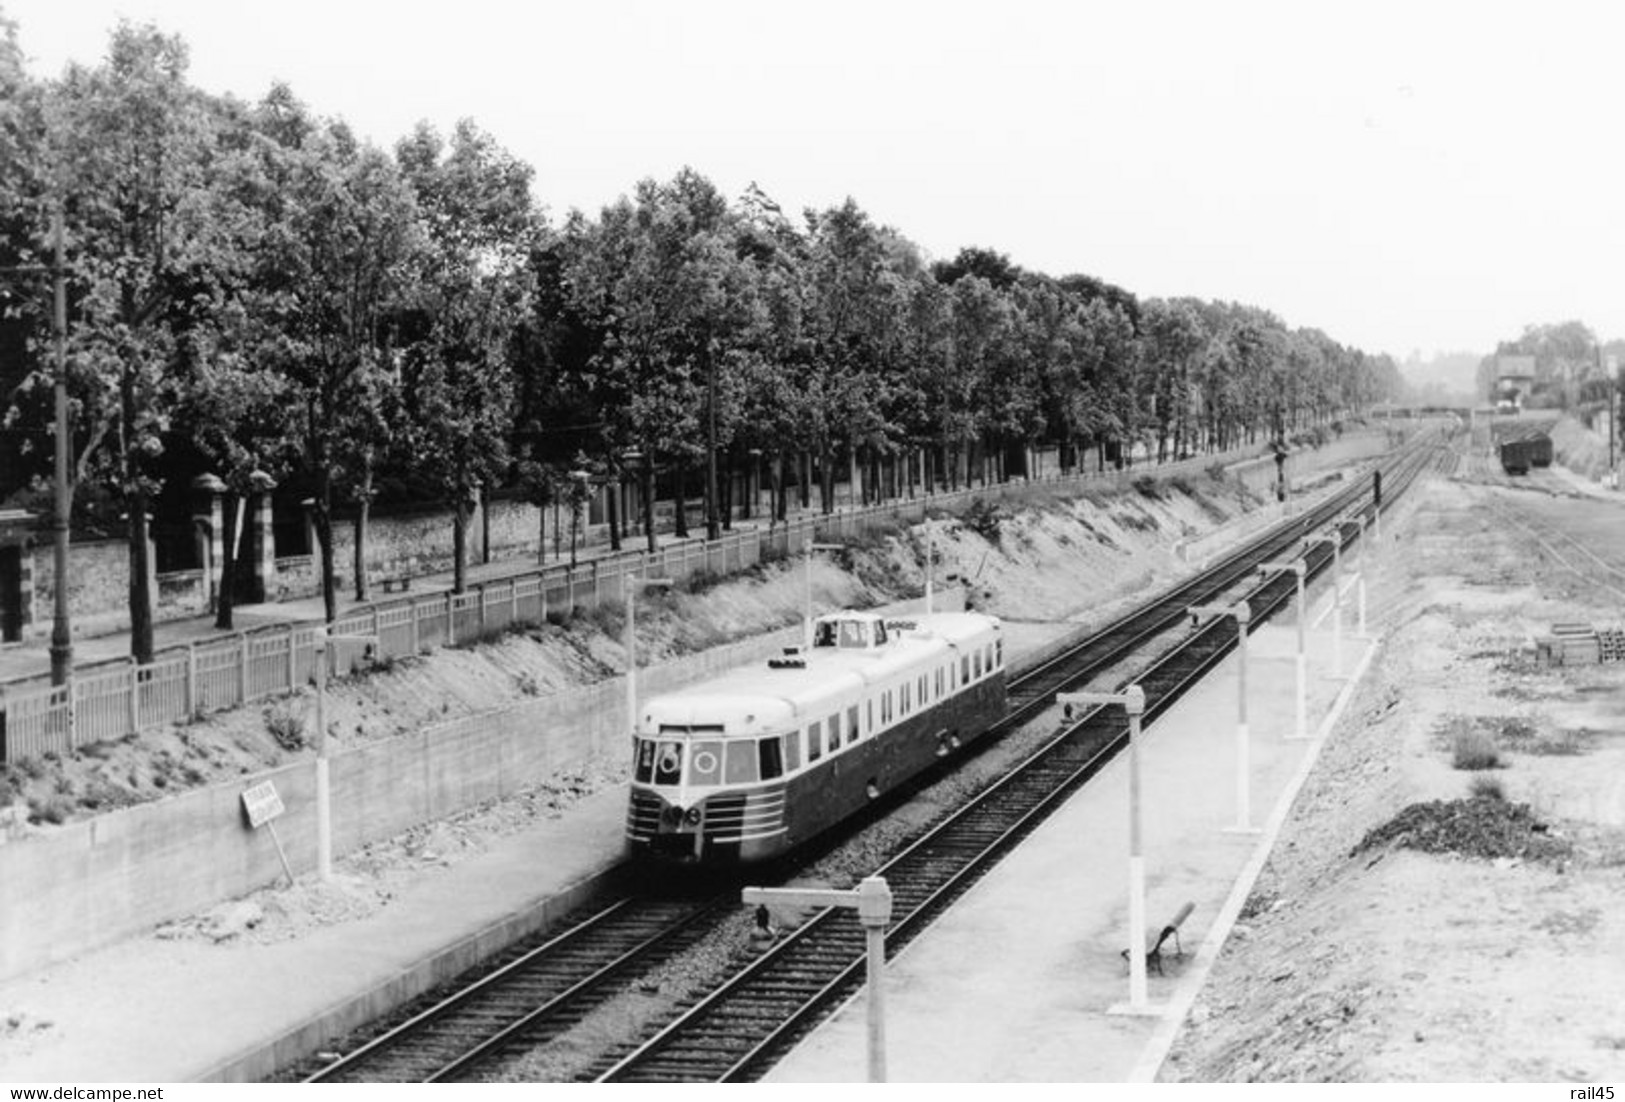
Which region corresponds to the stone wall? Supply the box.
[0,591,960,982]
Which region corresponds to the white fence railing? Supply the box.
[0,440,1292,764]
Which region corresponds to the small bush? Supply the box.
[27,795,73,826]
[681,568,726,596]
[1469,775,1506,801]
[1452,730,1503,771]
[1205,462,1229,483]
[1169,475,1194,495]
[264,701,307,752]
[1132,475,1162,499]
[961,499,1006,543]
[515,671,542,697]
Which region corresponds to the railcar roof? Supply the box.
[637,611,1000,737]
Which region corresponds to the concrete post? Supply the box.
[301,498,321,588]
[1332,536,1344,676]
[314,628,331,882]
[1293,567,1307,740]
[857,876,893,1083]
[1058,685,1153,1015]
[246,472,277,605]
[1232,604,1253,832]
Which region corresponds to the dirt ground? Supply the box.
[1161,430,1625,1082]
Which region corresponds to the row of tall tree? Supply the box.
[0,17,1399,666]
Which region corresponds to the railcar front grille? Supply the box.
[702,786,786,843]
[626,789,665,839]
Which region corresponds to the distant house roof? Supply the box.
[1496,354,1536,382]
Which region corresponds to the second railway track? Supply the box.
[301,430,1450,1084]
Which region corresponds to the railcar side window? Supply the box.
[974,650,982,678]
[867,699,874,733]
[846,705,860,744]
[935,669,944,697]
[996,639,1003,666]
[808,720,823,762]
[827,713,841,753]
[759,737,784,780]
[689,741,723,786]
[783,729,801,771]
[725,740,757,783]
[961,655,970,682]
[635,739,656,783]
[654,740,683,786]
[901,683,910,714]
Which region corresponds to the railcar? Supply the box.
[624,609,1006,867]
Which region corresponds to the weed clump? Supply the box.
[1352,796,1569,864]
[1451,730,1503,770]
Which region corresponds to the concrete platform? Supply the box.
[0,611,1375,1084]
[766,622,1377,1082]
[0,789,631,1083]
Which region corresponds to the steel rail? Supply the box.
[594,434,1445,1082]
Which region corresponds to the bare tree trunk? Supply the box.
[127,489,155,666]
[315,468,337,624]
[452,493,468,594]
[353,463,372,602]
[673,460,689,539]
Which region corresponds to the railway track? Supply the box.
[591,437,1445,1082]
[305,896,721,1082]
[301,431,1445,1084]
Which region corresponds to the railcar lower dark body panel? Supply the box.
[627,676,1007,867]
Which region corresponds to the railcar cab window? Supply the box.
[725,740,756,783]
[758,737,784,780]
[635,739,685,785]
[689,741,724,785]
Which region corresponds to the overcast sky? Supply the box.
[6,0,1623,363]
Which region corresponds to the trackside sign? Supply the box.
[240,781,286,829]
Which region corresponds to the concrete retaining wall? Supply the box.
[0,591,960,983]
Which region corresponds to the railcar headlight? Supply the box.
[662,805,683,827]
[685,805,703,826]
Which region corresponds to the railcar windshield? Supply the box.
[634,735,786,786]
[634,739,685,785]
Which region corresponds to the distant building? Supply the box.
[1494,355,1536,412]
